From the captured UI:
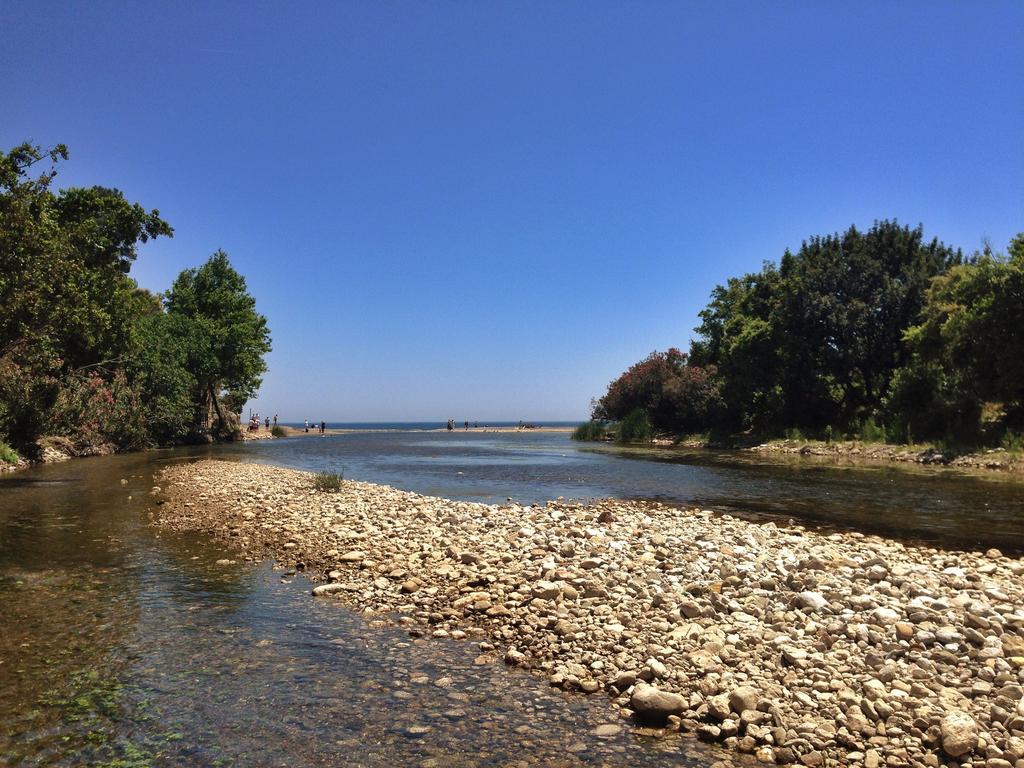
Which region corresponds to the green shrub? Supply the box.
[271,425,287,438]
[856,417,889,443]
[313,470,344,492]
[0,441,20,464]
[0,353,61,446]
[571,420,607,441]
[783,427,805,441]
[616,408,653,444]
[1001,430,1024,452]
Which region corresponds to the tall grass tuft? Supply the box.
[616,409,654,444]
[313,470,344,492]
[856,417,889,443]
[572,420,608,442]
[1001,430,1024,452]
[271,425,287,438]
[0,441,20,464]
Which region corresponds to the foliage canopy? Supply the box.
[0,142,270,450]
[587,222,1021,448]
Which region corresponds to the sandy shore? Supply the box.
[153,460,1024,768]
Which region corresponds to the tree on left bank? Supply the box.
[0,142,271,457]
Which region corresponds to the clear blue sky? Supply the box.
[3,2,1022,422]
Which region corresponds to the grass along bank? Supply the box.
[153,459,1024,768]
[745,438,1024,472]
[0,440,26,473]
[573,421,1024,473]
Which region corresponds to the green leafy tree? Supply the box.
[1,142,271,449]
[0,143,172,444]
[889,234,1024,442]
[164,251,271,435]
[775,221,960,427]
[49,186,172,370]
[0,144,70,442]
[127,297,197,445]
[0,144,172,370]
[690,267,785,430]
[689,221,960,435]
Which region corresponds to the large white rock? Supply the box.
[940,711,979,757]
[311,583,347,596]
[531,580,561,600]
[798,591,829,611]
[729,685,760,714]
[630,682,686,721]
[871,606,900,624]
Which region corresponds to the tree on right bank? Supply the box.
[583,222,1024,449]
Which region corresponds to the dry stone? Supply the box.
[940,711,979,757]
[630,682,686,721]
[154,459,1024,768]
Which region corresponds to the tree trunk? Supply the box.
[208,383,225,433]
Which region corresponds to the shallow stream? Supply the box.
[2,431,1022,765]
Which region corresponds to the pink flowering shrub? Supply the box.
[593,349,724,434]
[47,369,148,448]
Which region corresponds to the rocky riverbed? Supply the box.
[153,460,1024,768]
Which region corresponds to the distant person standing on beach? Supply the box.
[304,419,309,433]
[264,416,270,430]
[273,414,278,428]
[320,420,325,434]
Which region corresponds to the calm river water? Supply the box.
[2,430,1022,766]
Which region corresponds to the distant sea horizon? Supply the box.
[274,420,581,431]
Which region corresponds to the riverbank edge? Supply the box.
[622,436,1023,475]
[0,436,110,474]
[744,439,1021,473]
[0,429,278,475]
[153,459,1024,768]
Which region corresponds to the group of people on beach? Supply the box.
[248,413,277,432]
[443,420,534,431]
[245,416,329,435]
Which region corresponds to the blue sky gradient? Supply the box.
[3,1,1022,421]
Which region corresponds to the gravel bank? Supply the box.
[154,459,1024,767]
